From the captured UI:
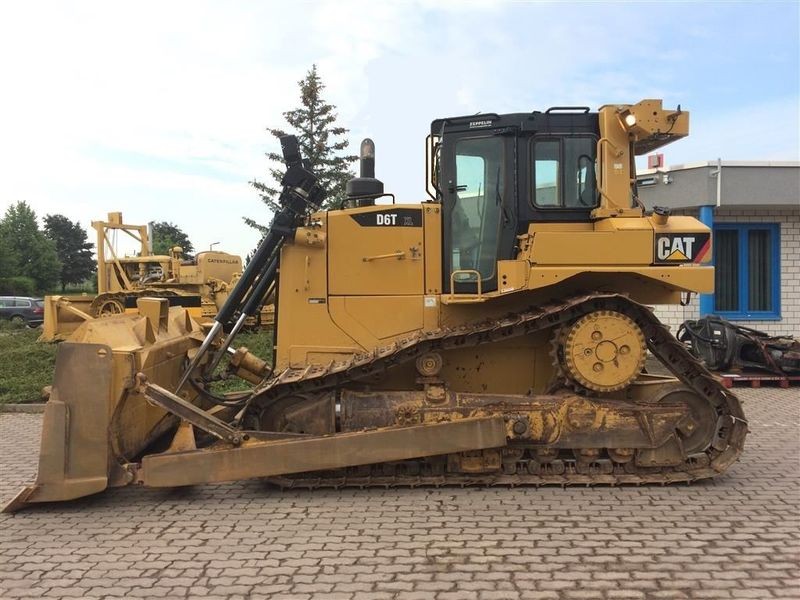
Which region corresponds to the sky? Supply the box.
[0,0,798,259]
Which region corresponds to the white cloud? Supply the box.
[653,96,800,166]
[0,0,797,262]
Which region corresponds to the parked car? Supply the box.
[0,296,45,327]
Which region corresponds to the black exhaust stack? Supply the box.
[346,138,384,207]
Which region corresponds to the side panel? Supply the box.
[511,217,713,298]
[275,216,363,370]
[329,296,424,348]
[527,219,654,265]
[530,230,652,264]
[328,206,425,296]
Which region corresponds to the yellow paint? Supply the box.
[327,206,425,296]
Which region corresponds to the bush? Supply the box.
[0,276,36,296]
[0,328,57,403]
[208,330,273,395]
[0,319,27,332]
[0,325,273,404]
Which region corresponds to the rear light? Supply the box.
[33,308,44,314]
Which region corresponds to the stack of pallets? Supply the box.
[719,372,800,389]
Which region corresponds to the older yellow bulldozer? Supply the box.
[4,99,747,512]
[39,212,274,341]
[39,213,243,341]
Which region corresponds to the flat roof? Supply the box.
[636,160,800,209]
[638,160,800,175]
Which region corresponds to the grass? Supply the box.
[209,329,274,394]
[0,323,57,404]
[0,319,273,404]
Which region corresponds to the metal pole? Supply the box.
[175,320,223,393]
[698,204,715,317]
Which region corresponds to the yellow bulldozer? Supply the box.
[4,99,747,513]
[39,212,273,341]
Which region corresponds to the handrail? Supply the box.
[545,106,590,114]
[362,251,406,263]
[447,269,483,302]
[339,193,396,209]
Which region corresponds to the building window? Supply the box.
[711,223,780,320]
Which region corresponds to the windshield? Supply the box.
[451,137,504,283]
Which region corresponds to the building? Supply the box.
[637,161,800,336]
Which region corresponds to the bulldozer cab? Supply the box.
[434,108,601,293]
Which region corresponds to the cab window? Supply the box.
[532,136,597,209]
[533,140,559,206]
[451,137,504,283]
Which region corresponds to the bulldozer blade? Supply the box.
[3,343,113,513]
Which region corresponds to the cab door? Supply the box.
[441,131,517,294]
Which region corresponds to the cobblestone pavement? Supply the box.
[1,388,798,600]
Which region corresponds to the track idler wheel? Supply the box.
[646,385,718,455]
[557,310,646,393]
[94,297,125,317]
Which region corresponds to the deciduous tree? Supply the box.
[0,234,18,280]
[150,221,195,259]
[0,202,61,293]
[44,214,95,292]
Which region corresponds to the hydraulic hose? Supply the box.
[188,376,252,408]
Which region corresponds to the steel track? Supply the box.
[89,288,188,316]
[248,293,747,486]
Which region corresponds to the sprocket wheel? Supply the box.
[557,310,646,393]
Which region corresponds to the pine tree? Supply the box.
[247,65,357,234]
[0,202,61,293]
[44,214,96,292]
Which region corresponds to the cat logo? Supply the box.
[654,233,711,264]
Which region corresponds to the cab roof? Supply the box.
[430,108,600,136]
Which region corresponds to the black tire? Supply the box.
[10,315,26,327]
